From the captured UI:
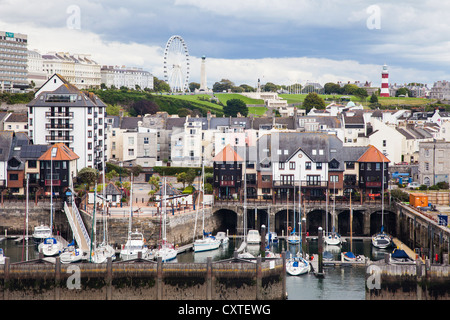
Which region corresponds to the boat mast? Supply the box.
[243,139,247,244]
[129,173,133,236]
[163,176,167,243]
[381,157,385,232]
[350,191,353,253]
[102,141,107,244]
[201,161,205,239]
[89,182,97,262]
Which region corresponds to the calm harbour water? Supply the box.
[1,237,382,300]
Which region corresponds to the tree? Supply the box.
[396,87,411,97]
[212,79,234,92]
[189,82,200,92]
[223,98,248,117]
[148,176,160,200]
[77,167,97,189]
[177,172,187,188]
[185,168,197,187]
[342,84,359,95]
[177,107,192,117]
[130,99,160,116]
[302,92,325,113]
[153,77,171,92]
[369,92,378,104]
[239,84,255,92]
[354,88,368,102]
[263,82,278,92]
[324,82,340,94]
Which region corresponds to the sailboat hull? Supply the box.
[286,257,310,276]
[371,233,392,249]
[194,238,221,252]
[324,234,342,246]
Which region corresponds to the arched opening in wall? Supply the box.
[370,210,397,236]
[306,209,334,236]
[337,210,364,236]
[274,209,295,236]
[213,209,238,235]
[255,209,268,232]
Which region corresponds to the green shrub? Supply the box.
[419,184,428,190]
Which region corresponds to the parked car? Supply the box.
[407,182,421,189]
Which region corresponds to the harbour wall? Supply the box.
[366,260,450,300]
[80,207,221,249]
[0,256,286,300]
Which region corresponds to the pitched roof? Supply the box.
[38,143,79,161]
[357,145,390,163]
[4,113,27,123]
[213,144,243,162]
[105,182,121,195]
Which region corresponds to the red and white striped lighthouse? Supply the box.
[380,64,389,97]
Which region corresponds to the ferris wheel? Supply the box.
[163,35,190,93]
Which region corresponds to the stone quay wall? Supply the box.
[0,256,286,300]
[366,260,450,300]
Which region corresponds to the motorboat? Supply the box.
[246,229,261,244]
[120,229,151,260]
[60,244,87,264]
[389,249,415,264]
[323,250,334,262]
[372,231,392,249]
[194,233,221,253]
[215,231,229,245]
[286,256,310,276]
[39,237,63,257]
[32,225,52,246]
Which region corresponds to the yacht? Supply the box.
[246,229,261,244]
[39,237,63,257]
[120,230,151,260]
[215,231,229,245]
[32,225,52,246]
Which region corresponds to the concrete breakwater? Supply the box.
[0,255,286,300]
[366,259,450,300]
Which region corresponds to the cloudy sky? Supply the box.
[1,0,449,88]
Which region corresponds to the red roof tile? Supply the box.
[357,145,390,163]
[38,143,79,161]
[212,144,243,162]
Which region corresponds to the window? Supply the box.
[330,175,339,182]
[289,162,295,170]
[9,174,18,180]
[88,131,92,138]
[128,149,134,156]
[316,162,322,170]
[88,107,92,114]
[279,162,285,170]
[262,175,271,182]
[62,161,67,169]
[128,137,134,145]
[367,163,371,170]
[305,162,311,170]
[383,140,386,147]
[346,162,355,169]
[88,142,92,150]
[262,188,271,194]
[306,175,320,185]
[88,154,92,161]
[376,163,381,171]
[425,162,429,171]
[28,160,37,168]
[112,142,116,150]
[88,119,92,126]
[144,137,149,144]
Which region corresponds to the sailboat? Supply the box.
[236,141,255,259]
[342,193,357,261]
[60,240,87,263]
[120,174,151,260]
[154,177,177,262]
[324,187,342,246]
[286,164,310,276]
[287,188,300,245]
[39,146,63,257]
[372,159,392,249]
[194,162,221,253]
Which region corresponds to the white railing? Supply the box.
[64,200,90,251]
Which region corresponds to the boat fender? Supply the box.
[288,226,292,232]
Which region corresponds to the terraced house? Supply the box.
[212,131,390,202]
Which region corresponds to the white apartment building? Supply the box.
[27,74,107,171]
[41,52,101,89]
[27,50,47,88]
[0,31,28,92]
[101,65,154,90]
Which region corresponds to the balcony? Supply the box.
[272,180,328,188]
[45,135,74,143]
[45,112,74,119]
[220,180,235,187]
[44,179,61,186]
[45,123,74,130]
